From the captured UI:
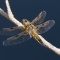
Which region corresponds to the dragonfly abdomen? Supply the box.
[30,29,43,45]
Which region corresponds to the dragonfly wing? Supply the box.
[0,26,23,36]
[36,20,55,34]
[3,31,32,46]
[31,11,46,25]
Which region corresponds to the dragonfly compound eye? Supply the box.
[25,20,27,22]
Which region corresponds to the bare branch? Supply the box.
[39,35,60,55]
[5,0,14,18]
[5,0,23,27]
[0,8,9,19]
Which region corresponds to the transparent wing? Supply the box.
[36,20,55,34]
[0,26,23,36]
[31,11,46,25]
[3,31,32,46]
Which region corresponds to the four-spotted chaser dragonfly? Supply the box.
[0,11,55,46]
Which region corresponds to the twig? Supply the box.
[0,8,9,19]
[39,35,60,55]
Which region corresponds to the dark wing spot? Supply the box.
[15,34,19,37]
[10,27,14,29]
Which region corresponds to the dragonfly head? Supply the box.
[22,19,30,26]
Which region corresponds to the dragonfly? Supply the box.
[0,11,55,46]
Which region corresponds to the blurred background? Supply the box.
[0,0,60,60]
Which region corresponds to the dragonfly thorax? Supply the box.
[22,19,34,30]
[24,23,34,34]
[26,24,34,30]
